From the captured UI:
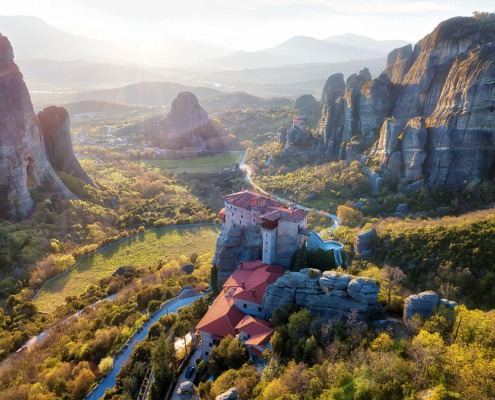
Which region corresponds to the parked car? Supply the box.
[185,366,195,378]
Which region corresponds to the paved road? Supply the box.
[239,152,341,227]
[171,346,202,400]
[86,291,203,400]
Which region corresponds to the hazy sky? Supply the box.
[2,0,494,50]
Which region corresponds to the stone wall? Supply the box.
[263,269,382,321]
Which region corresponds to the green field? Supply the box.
[142,152,244,173]
[35,224,220,312]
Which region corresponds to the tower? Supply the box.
[261,225,277,264]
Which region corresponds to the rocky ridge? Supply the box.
[263,269,381,321]
[0,34,75,221]
[315,16,495,191]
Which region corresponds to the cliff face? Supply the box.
[38,106,94,185]
[0,34,74,221]
[315,16,495,190]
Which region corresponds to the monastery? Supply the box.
[219,190,308,264]
[196,260,284,363]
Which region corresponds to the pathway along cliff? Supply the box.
[239,151,341,228]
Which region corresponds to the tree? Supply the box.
[382,265,406,306]
[151,335,176,400]
[208,336,248,377]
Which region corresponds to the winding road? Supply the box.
[85,289,203,400]
[239,152,341,227]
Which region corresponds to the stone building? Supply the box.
[196,260,284,361]
[220,190,308,264]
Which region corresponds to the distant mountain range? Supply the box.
[204,34,410,69]
[1,15,409,69]
[0,16,232,66]
[75,82,222,106]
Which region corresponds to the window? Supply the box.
[243,304,247,308]
[205,352,209,356]
[258,307,262,312]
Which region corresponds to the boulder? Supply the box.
[216,388,238,400]
[438,298,457,309]
[395,203,409,215]
[403,291,439,327]
[180,264,195,275]
[354,229,377,258]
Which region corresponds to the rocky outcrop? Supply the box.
[315,16,495,191]
[403,291,457,328]
[157,91,223,153]
[37,106,93,185]
[212,224,299,287]
[263,269,381,321]
[212,225,262,287]
[177,381,200,400]
[215,388,238,400]
[295,94,321,119]
[354,229,377,258]
[0,34,74,221]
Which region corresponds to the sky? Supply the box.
[2,0,494,51]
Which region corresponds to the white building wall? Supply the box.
[234,299,264,318]
[224,202,255,229]
[261,227,277,264]
[200,331,213,360]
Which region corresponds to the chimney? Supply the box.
[240,261,243,269]
[251,289,256,298]
[241,281,245,289]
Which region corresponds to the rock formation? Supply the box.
[354,229,377,258]
[315,16,495,191]
[177,381,200,400]
[37,106,93,185]
[263,269,381,321]
[154,91,223,153]
[215,388,238,400]
[294,94,321,119]
[403,291,457,329]
[0,34,74,221]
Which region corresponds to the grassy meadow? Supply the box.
[35,224,220,312]
[141,152,243,173]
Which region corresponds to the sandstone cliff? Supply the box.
[315,16,495,191]
[263,269,381,321]
[38,106,94,185]
[0,34,74,221]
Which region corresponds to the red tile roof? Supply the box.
[235,315,273,346]
[196,294,245,338]
[224,190,283,210]
[223,260,284,305]
[224,191,309,224]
